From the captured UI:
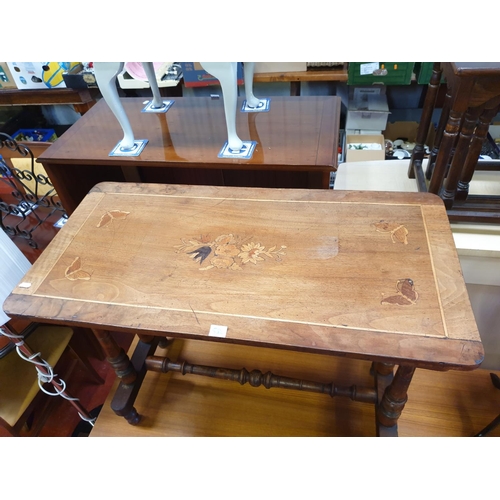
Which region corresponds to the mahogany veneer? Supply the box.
[37,96,341,214]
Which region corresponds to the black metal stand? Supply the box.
[0,132,67,248]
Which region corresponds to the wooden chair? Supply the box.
[407,62,500,223]
[0,228,103,436]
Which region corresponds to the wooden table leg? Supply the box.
[441,107,481,208]
[110,336,160,425]
[92,331,164,424]
[92,329,136,384]
[428,109,463,194]
[456,105,500,201]
[373,362,395,436]
[408,62,442,183]
[376,364,416,437]
[426,87,453,181]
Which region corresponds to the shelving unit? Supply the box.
[253,67,348,95]
[0,88,99,114]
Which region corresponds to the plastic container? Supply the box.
[348,62,414,85]
[12,129,57,143]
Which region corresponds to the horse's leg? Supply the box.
[93,62,135,150]
[243,62,262,108]
[200,62,243,151]
[141,62,164,109]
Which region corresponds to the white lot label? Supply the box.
[360,62,380,75]
[209,325,228,338]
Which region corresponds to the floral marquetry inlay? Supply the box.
[174,234,286,271]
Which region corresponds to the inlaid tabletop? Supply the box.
[4,183,483,369]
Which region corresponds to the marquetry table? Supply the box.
[3,182,484,436]
[37,96,341,214]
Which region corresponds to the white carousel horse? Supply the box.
[93,62,265,153]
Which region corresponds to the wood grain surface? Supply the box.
[36,96,341,213]
[37,96,340,170]
[3,183,483,369]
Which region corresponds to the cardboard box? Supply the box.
[62,63,97,89]
[117,68,181,89]
[0,62,17,89]
[180,62,243,87]
[345,134,385,162]
[346,89,390,132]
[346,130,384,135]
[254,62,307,73]
[7,62,80,89]
[384,121,435,148]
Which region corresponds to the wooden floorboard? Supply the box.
[90,337,500,437]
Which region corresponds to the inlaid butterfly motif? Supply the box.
[97,210,130,228]
[65,257,91,281]
[381,278,418,306]
[374,220,408,244]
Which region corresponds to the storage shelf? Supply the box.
[253,68,348,83]
[0,88,97,113]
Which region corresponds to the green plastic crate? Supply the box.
[348,62,414,85]
[415,62,446,85]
